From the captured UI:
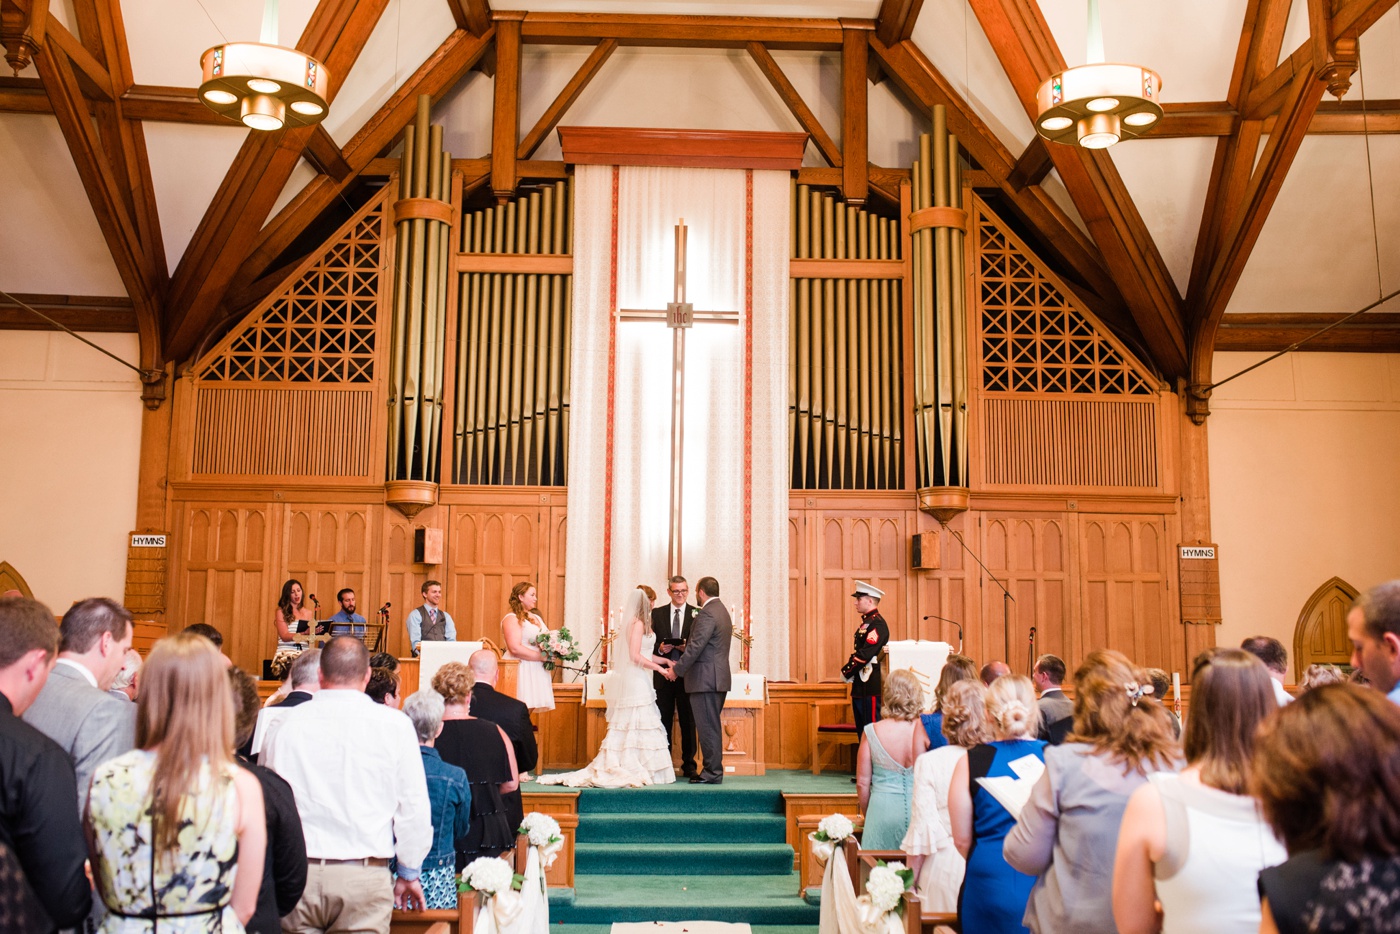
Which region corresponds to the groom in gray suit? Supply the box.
[670,576,732,784]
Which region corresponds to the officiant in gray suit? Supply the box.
[670,576,732,785]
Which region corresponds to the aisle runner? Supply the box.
[565,164,790,678]
[613,925,752,934]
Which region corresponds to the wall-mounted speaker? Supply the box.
[911,531,940,570]
[414,528,444,565]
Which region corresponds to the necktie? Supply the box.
[428,608,437,629]
[673,608,681,639]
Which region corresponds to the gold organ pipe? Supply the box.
[933,106,954,485]
[418,127,443,479]
[949,136,968,485]
[389,123,414,477]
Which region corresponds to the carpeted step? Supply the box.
[548,873,820,925]
[577,812,788,844]
[575,787,785,815]
[575,841,796,875]
[552,926,817,934]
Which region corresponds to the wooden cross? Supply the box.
[619,219,741,578]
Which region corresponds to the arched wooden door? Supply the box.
[0,562,33,598]
[1293,577,1358,679]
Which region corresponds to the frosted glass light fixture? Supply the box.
[198,0,330,131]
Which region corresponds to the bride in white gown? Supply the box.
[538,587,678,787]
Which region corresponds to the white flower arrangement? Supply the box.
[814,813,855,843]
[865,860,915,916]
[519,812,565,869]
[460,856,517,897]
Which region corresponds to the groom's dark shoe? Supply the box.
[688,776,707,784]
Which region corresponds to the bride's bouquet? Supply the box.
[533,627,581,671]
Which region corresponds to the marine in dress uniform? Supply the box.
[841,581,889,732]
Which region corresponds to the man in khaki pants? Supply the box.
[264,637,432,932]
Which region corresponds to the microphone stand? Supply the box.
[922,614,964,655]
[943,525,1016,663]
[373,604,390,654]
[571,634,608,683]
[1027,625,1037,673]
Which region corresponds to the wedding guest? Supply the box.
[262,636,431,927]
[950,675,1046,934]
[469,649,537,781]
[1005,650,1179,934]
[23,596,135,808]
[1031,654,1073,744]
[980,661,1011,685]
[228,666,306,934]
[108,648,142,702]
[274,579,315,651]
[1145,667,1181,737]
[857,668,930,849]
[366,667,401,707]
[0,597,91,931]
[921,654,977,748]
[403,689,471,910]
[500,581,555,711]
[1254,684,1400,934]
[1299,662,1345,692]
[431,662,517,867]
[250,649,320,758]
[1112,648,1285,934]
[407,580,456,656]
[904,679,990,911]
[370,652,399,671]
[87,632,266,929]
[1242,635,1294,705]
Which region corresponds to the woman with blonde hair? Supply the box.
[1112,648,1286,934]
[500,581,555,711]
[949,674,1046,934]
[86,632,267,931]
[903,678,990,910]
[1004,650,1180,933]
[857,668,930,848]
[431,661,518,867]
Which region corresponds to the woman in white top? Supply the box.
[1112,648,1287,934]
[902,679,990,912]
[500,581,555,711]
[538,586,676,787]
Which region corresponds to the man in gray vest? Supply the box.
[406,580,456,656]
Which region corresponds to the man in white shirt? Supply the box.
[22,597,136,807]
[1240,635,1294,705]
[264,636,432,932]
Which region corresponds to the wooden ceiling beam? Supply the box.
[875,0,925,47]
[1006,137,1051,191]
[162,0,391,362]
[119,85,231,125]
[491,12,523,200]
[1215,312,1400,352]
[746,41,841,168]
[0,292,137,332]
[0,75,48,112]
[867,33,1131,333]
[841,20,871,205]
[1244,0,1397,117]
[304,124,351,181]
[517,38,616,160]
[448,0,491,37]
[518,13,848,50]
[227,27,495,319]
[967,0,1187,377]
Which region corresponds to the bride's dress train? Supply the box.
[538,601,675,789]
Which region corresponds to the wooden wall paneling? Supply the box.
[173,503,273,673]
[907,516,973,649]
[813,508,905,682]
[446,494,546,643]
[281,504,376,651]
[977,513,1071,673]
[1292,576,1359,679]
[383,504,450,660]
[788,508,809,680]
[1078,514,1178,672]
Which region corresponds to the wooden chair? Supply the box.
[810,700,861,775]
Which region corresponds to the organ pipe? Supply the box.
[455,179,572,485]
[789,182,903,490]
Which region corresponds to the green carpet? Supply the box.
[534,770,834,928]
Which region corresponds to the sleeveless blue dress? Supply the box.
[960,738,1047,934]
[861,723,916,849]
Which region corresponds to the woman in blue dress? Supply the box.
[921,654,978,747]
[948,674,1047,934]
[857,668,930,848]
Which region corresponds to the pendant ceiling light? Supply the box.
[198,0,330,131]
[1035,0,1161,150]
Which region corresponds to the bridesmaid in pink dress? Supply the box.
[501,581,555,711]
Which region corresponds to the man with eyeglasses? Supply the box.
[651,575,699,778]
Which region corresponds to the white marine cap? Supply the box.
[851,581,885,600]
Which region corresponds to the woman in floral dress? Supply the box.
[86,632,266,933]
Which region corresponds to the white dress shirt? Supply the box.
[54,658,98,688]
[262,689,432,877]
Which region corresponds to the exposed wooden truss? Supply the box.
[1185,0,1398,419]
[968,0,1188,379]
[1215,313,1400,353]
[0,293,136,331]
[874,0,924,47]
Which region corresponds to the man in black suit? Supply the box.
[651,575,700,778]
[468,649,537,831]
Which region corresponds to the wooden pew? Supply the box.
[390,835,530,934]
[844,837,959,934]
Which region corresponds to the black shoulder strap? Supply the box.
[967,743,996,792]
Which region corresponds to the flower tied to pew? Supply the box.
[460,856,520,898]
[519,812,564,869]
[863,860,914,916]
[809,812,855,866]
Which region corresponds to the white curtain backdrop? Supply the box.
[565,164,790,678]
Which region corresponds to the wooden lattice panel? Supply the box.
[203,198,383,383]
[978,212,1152,396]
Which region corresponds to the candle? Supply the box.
[1172,672,1182,714]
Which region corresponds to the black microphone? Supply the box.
[378,601,391,617]
[309,594,319,608]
